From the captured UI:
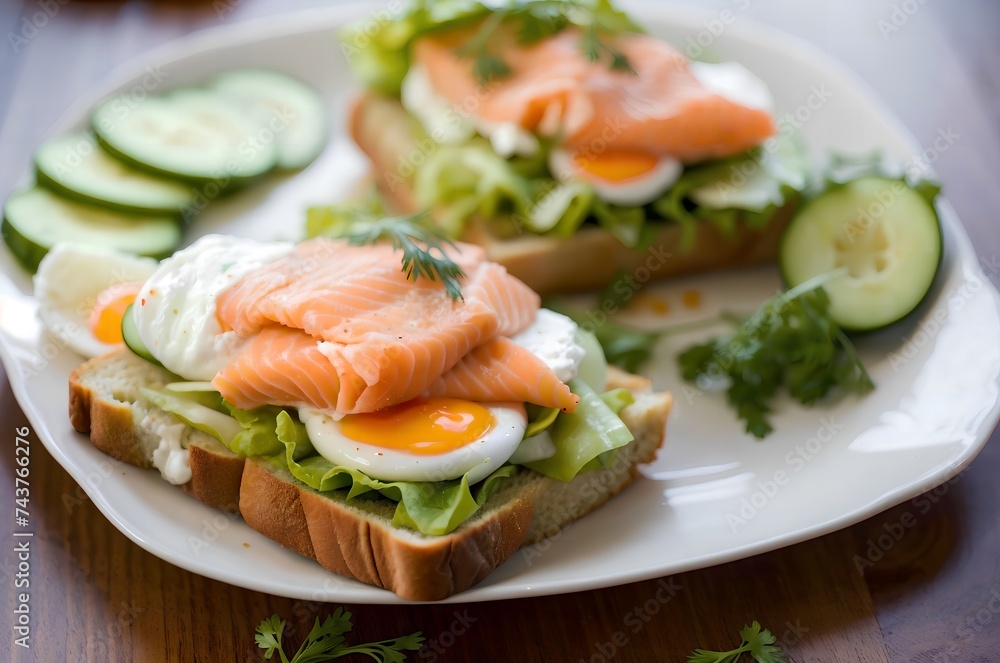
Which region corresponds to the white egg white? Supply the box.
[688,61,775,113]
[34,243,158,359]
[132,234,294,380]
[298,403,528,484]
[512,308,585,383]
[401,63,539,158]
[548,147,682,206]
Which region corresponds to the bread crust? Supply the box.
[69,353,246,513]
[350,91,792,294]
[184,443,244,514]
[239,459,316,559]
[299,481,539,601]
[69,357,152,469]
[71,350,670,600]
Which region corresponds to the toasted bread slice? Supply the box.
[350,92,793,294]
[69,351,244,512]
[69,350,670,600]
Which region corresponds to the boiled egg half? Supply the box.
[34,243,157,358]
[299,398,527,484]
[549,148,682,206]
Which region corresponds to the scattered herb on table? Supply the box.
[687,621,788,663]
[255,609,424,663]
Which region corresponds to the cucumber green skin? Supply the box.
[209,69,329,171]
[91,132,269,189]
[34,164,191,220]
[778,182,945,334]
[121,303,164,368]
[2,216,49,273]
[1,211,177,275]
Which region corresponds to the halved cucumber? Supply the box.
[779,176,942,331]
[2,188,181,273]
[35,132,197,216]
[121,302,162,367]
[91,88,278,184]
[210,69,329,170]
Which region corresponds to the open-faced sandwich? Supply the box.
[334,0,809,292]
[59,230,671,600]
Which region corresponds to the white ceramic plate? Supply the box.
[1,3,998,605]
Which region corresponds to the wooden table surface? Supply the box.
[2,1,999,661]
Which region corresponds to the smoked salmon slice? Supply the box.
[212,238,577,414]
[427,337,579,412]
[216,238,488,338]
[412,26,775,163]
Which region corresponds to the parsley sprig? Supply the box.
[456,0,639,84]
[550,269,873,438]
[687,621,788,663]
[255,609,424,663]
[307,203,467,301]
[678,270,873,438]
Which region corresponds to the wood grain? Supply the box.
[1,1,999,662]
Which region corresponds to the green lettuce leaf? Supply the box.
[223,403,300,459]
[523,181,595,234]
[524,405,561,439]
[339,0,488,95]
[305,188,385,238]
[413,140,532,236]
[404,132,806,246]
[653,131,809,248]
[140,387,244,443]
[591,199,650,248]
[140,388,312,460]
[525,380,634,481]
[574,327,608,391]
[275,412,517,536]
[690,133,809,211]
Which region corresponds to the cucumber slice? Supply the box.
[122,303,163,367]
[91,88,277,184]
[779,176,942,331]
[210,69,329,170]
[35,132,196,216]
[2,188,181,272]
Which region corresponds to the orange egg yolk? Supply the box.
[339,398,495,456]
[89,282,143,345]
[682,289,703,309]
[574,150,660,183]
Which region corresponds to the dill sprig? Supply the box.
[456,0,639,84]
[342,213,467,301]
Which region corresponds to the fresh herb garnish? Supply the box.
[456,0,639,84]
[344,214,467,301]
[579,22,636,74]
[550,270,873,438]
[307,203,467,301]
[678,271,873,438]
[455,11,513,83]
[255,609,424,663]
[687,621,788,663]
